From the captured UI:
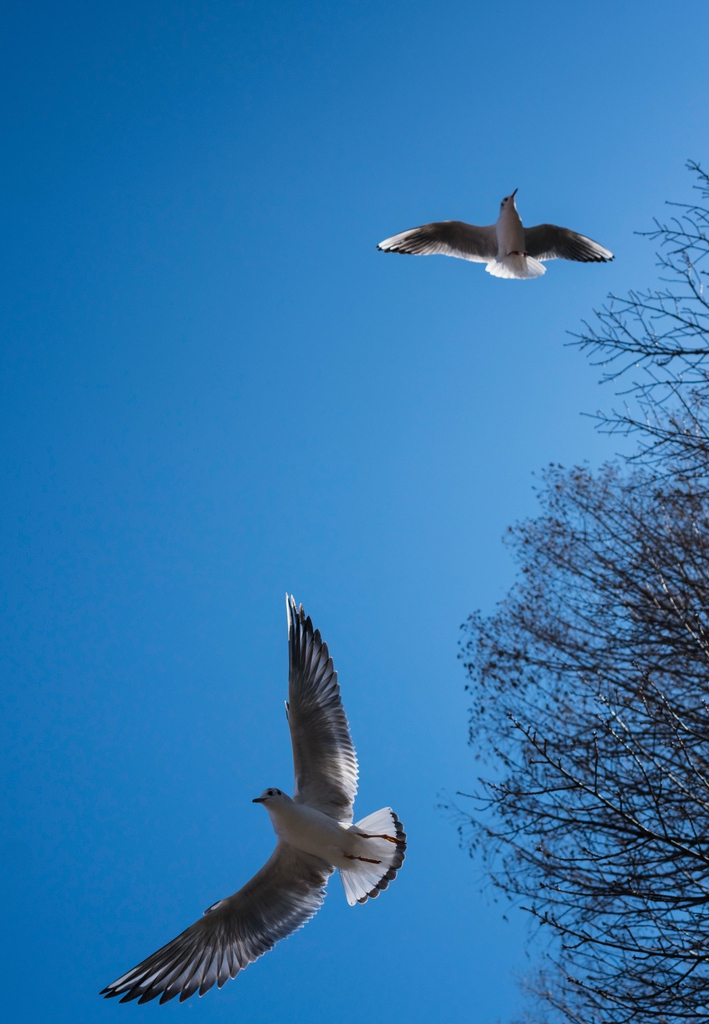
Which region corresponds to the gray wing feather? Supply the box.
[524,224,614,263]
[100,843,332,1005]
[287,595,358,821]
[377,221,497,262]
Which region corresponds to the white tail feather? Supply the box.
[355,807,400,835]
[486,254,546,280]
[339,807,407,906]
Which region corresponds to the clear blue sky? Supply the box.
[2,2,709,1022]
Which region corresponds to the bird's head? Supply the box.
[252,787,288,806]
[500,188,518,211]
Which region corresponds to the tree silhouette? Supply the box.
[460,164,709,1024]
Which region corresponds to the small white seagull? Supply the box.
[377,189,614,280]
[101,596,406,1006]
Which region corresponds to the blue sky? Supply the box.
[3,2,709,1022]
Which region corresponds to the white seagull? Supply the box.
[101,596,406,1006]
[377,189,614,280]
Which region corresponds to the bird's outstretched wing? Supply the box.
[101,843,332,1005]
[377,221,497,262]
[286,595,358,821]
[524,224,613,263]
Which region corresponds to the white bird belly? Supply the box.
[495,205,525,257]
[269,802,361,868]
[496,219,525,257]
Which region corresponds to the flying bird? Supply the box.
[377,189,613,280]
[101,596,406,1006]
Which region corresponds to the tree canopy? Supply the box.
[460,164,709,1024]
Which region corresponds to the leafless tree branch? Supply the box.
[458,164,709,1024]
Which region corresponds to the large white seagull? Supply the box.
[101,596,406,1005]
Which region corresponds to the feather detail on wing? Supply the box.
[286,595,358,821]
[524,224,614,263]
[100,843,332,1005]
[377,221,497,262]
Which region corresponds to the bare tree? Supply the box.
[460,166,709,1024]
[577,161,709,477]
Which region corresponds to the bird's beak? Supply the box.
[511,188,518,198]
[252,797,265,803]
